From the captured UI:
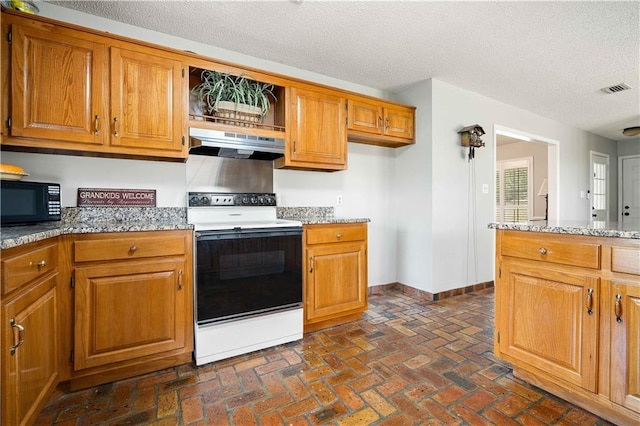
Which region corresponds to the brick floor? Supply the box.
[37,288,614,425]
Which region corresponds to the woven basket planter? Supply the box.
[214,101,262,127]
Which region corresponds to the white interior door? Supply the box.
[620,156,640,227]
[590,152,609,221]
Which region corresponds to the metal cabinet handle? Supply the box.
[113,117,119,137]
[586,288,593,315]
[538,247,548,255]
[129,245,137,253]
[385,117,389,128]
[177,270,183,290]
[10,319,25,355]
[615,294,623,323]
[378,116,382,128]
[29,260,46,268]
[94,115,100,135]
[309,257,314,273]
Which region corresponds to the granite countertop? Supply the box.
[277,207,370,225]
[489,220,640,239]
[2,206,371,249]
[1,207,192,250]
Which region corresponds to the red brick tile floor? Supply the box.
[37,288,613,425]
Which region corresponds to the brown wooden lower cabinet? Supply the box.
[303,223,368,332]
[1,239,60,426]
[610,281,640,413]
[0,230,194,424]
[495,230,640,425]
[64,230,193,390]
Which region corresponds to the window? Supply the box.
[496,158,532,222]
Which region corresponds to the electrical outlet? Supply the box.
[336,195,343,206]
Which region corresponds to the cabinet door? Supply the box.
[289,87,346,169]
[383,105,414,140]
[74,259,187,370]
[497,262,599,391]
[110,47,184,154]
[610,281,640,412]
[305,242,366,322]
[2,276,58,426]
[10,24,106,145]
[347,99,383,135]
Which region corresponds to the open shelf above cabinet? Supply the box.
[188,66,286,135]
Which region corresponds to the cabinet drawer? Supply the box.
[2,242,58,295]
[306,224,366,245]
[501,235,600,269]
[73,234,186,263]
[611,247,640,275]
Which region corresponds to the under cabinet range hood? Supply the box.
[189,128,285,160]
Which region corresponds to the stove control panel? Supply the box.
[188,192,277,207]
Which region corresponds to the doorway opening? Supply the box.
[494,126,559,222]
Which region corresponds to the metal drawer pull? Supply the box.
[586,288,593,315]
[538,247,548,255]
[336,233,342,239]
[113,117,119,137]
[177,270,183,290]
[10,319,25,355]
[309,257,314,273]
[129,245,137,253]
[29,260,46,268]
[94,115,100,135]
[615,294,623,323]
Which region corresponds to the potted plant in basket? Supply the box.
[191,70,277,127]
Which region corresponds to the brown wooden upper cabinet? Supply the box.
[275,86,347,171]
[347,96,415,147]
[2,9,416,166]
[2,14,187,160]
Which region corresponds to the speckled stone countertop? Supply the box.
[277,207,370,225]
[1,207,191,250]
[489,220,640,239]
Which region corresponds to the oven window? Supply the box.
[196,231,302,324]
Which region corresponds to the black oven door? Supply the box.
[195,227,302,325]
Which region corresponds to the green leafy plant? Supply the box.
[191,70,276,119]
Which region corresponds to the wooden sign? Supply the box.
[77,188,156,207]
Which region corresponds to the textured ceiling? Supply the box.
[46,0,640,142]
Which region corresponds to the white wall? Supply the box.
[393,79,618,294]
[392,80,433,291]
[497,141,549,219]
[274,144,397,286]
[618,138,640,157]
[0,151,187,207]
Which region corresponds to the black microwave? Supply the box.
[1,180,61,225]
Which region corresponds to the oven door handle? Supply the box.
[196,227,302,241]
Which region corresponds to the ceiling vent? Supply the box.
[601,83,632,94]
